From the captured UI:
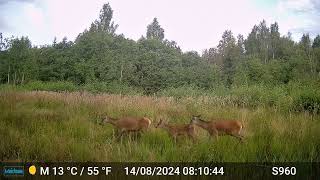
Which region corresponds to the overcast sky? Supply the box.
[0,0,319,53]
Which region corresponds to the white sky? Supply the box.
[0,0,319,53]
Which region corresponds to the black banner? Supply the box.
[1,162,319,179]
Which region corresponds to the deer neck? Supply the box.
[106,117,118,126]
[161,123,173,132]
[194,119,210,130]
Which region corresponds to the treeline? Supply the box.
[0,3,320,95]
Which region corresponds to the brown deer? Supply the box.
[100,116,152,139]
[155,119,196,143]
[190,115,244,142]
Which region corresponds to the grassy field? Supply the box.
[0,90,319,162]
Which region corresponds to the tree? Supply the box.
[217,30,238,87]
[98,3,118,34]
[202,47,221,65]
[218,30,237,57]
[164,39,181,52]
[299,33,315,74]
[312,35,320,74]
[0,33,4,51]
[237,34,245,55]
[312,35,320,48]
[146,18,165,41]
[270,22,280,59]
[245,20,271,63]
[0,33,10,83]
[245,25,259,56]
[257,20,270,63]
[300,33,311,53]
[277,33,295,60]
[6,37,33,84]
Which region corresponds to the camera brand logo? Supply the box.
[3,166,24,176]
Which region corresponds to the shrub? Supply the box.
[82,82,142,95]
[157,85,206,98]
[229,84,290,110]
[230,85,267,107]
[291,88,320,113]
[22,81,78,92]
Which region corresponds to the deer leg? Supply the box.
[238,134,244,142]
[116,130,126,141]
[112,128,120,139]
[235,135,244,146]
[131,130,142,140]
[230,133,244,143]
[172,135,177,143]
[188,133,196,143]
[129,130,140,140]
[209,130,218,141]
[235,130,244,142]
[237,134,244,143]
[137,130,143,138]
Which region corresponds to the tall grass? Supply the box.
[0,81,143,95]
[1,81,320,113]
[0,90,319,162]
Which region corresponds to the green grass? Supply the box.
[2,81,320,113]
[0,90,319,162]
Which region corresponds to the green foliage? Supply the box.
[0,36,36,84]
[289,84,320,113]
[312,35,320,48]
[233,57,265,85]
[86,3,118,35]
[23,81,78,92]
[229,85,289,109]
[82,82,142,95]
[300,33,312,53]
[1,16,318,93]
[146,18,165,41]
[216,30,240,87]
[293,91,320,113]
[157,85,206,98]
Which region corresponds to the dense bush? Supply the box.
[22,81,78,92]
[229,85,289,108]
[82,82,143,95]
[157,85,207,98]
[291,88,320,113]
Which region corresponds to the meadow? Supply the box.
[0,89,320,162]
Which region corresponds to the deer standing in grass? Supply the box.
[190,115,244,142]
[100,116,152,139]
[155,119,196,143]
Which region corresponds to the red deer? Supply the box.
[190,115,244,142]
[155,119,196,143]
[100,116,152,139]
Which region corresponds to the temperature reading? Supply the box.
[69,167,78,176]
[102,167,112,175]
[52,167,64,176]
[41,166,112,176]
[87,167,99,176]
